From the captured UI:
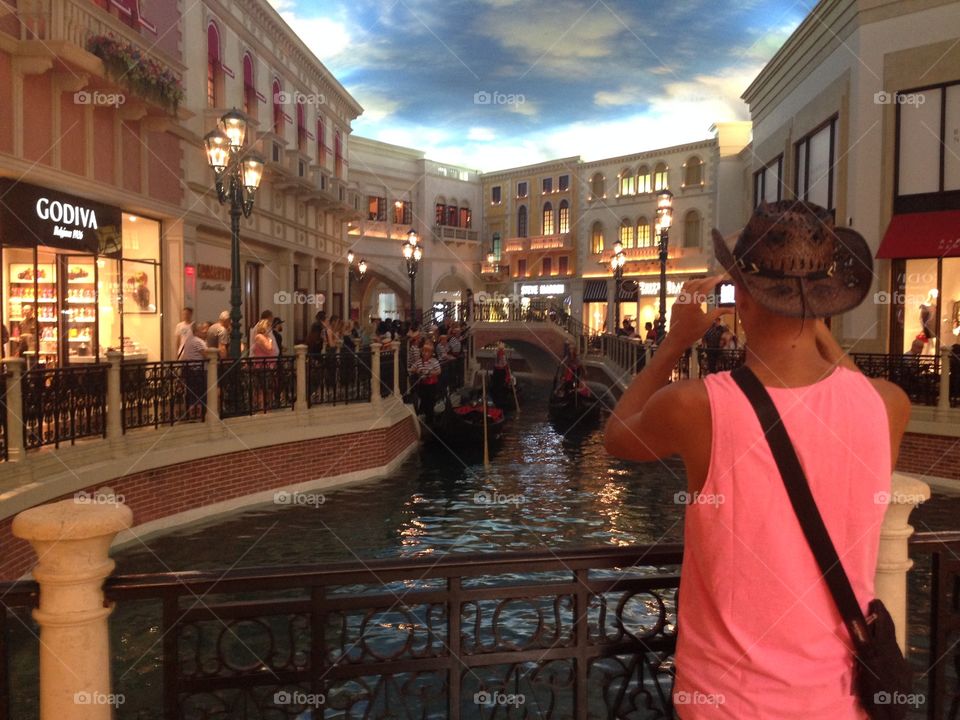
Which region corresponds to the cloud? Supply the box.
[267,1,352,63]
[467,127,496,142]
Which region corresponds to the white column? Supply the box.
[875,472,930,653]
[105,350,122,441]
[12,499,133,720]
[937,345,952,419]
[370,343,382,409]
[204,348,220,429]
[5,358,25,461]
[294,344,308,412]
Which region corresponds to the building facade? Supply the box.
[182,0,363,346]
[0,0,185,364]
[742,0,960,355]
[346,137,481,325]
[479,157,581,314]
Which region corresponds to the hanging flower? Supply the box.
[87,34,185,114]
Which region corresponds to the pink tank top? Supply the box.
[673,367,890,719]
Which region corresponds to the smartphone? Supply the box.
[715,281,736,307]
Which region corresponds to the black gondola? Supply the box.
[490,368,521,412]
[549,364,603,427]
[421,392,506,447]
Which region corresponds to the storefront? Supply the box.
[516,281,571,315]
[582,279,608,335]
[879,211,960,356]
[617,278,685,331]
[0,180,163,365]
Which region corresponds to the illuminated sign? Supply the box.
[520,283,566,296]
[635,280,685,296]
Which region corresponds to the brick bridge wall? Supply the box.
[0,416,418,580]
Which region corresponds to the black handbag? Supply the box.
[730,365,914,720]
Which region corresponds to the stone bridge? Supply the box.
[470,321,574,372]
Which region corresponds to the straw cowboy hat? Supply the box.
[712,200,873,318]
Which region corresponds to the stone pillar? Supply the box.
[370,343,382,409]
[294,344,308,412]
[689,344,701,378]
[105,350,123,441]
[12,499,134,720]
[937,345,952,418]
[204,348,220,428]
[393,343,401,398]
[644,343,653,367]
[4,358,25,461]
[875,472,930,653]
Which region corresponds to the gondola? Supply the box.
[548,365,603,428]
[421,391,506,447]
[489,368,521,413]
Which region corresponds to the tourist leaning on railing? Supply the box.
[605,202,912,719]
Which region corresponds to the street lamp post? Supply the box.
[203,109,265,359]
[610,241,625,334]
[402,230,422,323]
[655,189,674,342]
[346,250,367,321]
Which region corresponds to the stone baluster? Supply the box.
[105,350,122,441]
[876,472,930,653]
[294,344,308,412]
[204,348,220,429]
[5,358,26,461]
[13,499,133,720]
[370,343,382,409]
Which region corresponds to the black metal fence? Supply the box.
[0,544,682,720]
[0,370,7,462]
[851,353,941,406]
[696,347,746,377]
[378,348,395,398]
[121,361,207,430]
[306,349,372,407]
[21,365,107,449]
[219,357,297,419]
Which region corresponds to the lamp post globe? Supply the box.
[655,189,674,342]
[402,230,422,323]
[203,109,262,359]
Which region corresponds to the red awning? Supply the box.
[877,210,960,258]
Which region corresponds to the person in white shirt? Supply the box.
[180,321,208,419]
[411,342,441,423]
[175,307,194,357]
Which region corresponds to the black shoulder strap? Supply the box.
[730,365,870,648]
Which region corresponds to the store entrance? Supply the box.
[5,248,99,367]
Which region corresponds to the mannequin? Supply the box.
[919,288,938,340]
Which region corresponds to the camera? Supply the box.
[714,281,736,307]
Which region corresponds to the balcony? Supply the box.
[480,261,509,281]
[504,233,572,253]
[434,225,479,244]
[14,0,186,117]
[301,171,359,218]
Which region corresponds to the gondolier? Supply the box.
[411,342,441,423]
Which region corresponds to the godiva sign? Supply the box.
[0,179,122,254]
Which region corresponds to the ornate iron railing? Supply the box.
[909,531,960,720]
[21,365,107,449]
[306,349,372,407]
[218,357,297,419]
[696,347,746,377]
[851,353,941,406]
[121,360,207,430]
[0,544,682,720]
[378,348,396,398]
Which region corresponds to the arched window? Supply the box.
[591,222,604,254]
[334,131,343,177]
[272,78,283,135]
[296,100,307,153]
[542,202,555,235]
[591,173,605,199]
[459,203,472,228]
[435,196,446,226]
[636,217,652,248]
[654,162,668,191]
[558,200,570,234]
[242,52,257,118]
[518,205,528,238]
[684,156,703,186]
[619,219,634,249]
[684,210,702,248]
[317,117,326,165]
[206,22,222,108]
[637,165,651,194]
[619,169,635,196]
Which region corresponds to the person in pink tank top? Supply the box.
[605,201,911,719]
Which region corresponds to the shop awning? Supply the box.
[618,280,638,302]
[583,279,607,302]
[877,210,960,259]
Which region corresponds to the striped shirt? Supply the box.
[412,356,441,383]
[407,343,422,370]
[448,336,462,355]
